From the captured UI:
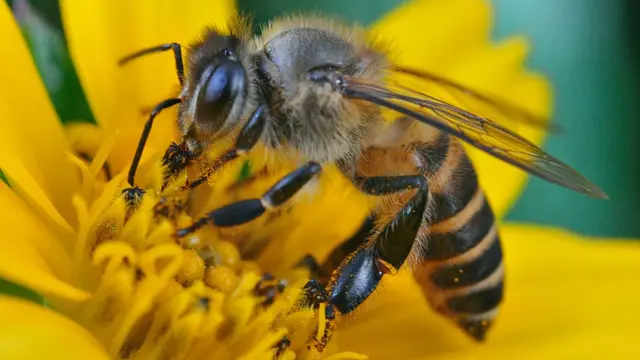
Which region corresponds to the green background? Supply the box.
[2,0,639,302]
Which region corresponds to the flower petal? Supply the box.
[334,224,640,359]
[0,296,109,360]
[370,0,551,218]
[59,0,236,162]
[0,1,79,224]
[0,182,89,302]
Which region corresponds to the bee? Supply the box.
[119,15,607,351]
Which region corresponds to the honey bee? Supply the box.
[120,15,606,351]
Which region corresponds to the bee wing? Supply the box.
[390,67,560,132]
[342,76,607,199]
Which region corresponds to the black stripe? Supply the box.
[414,133,450,176]
[430,233,502,289]
[447,281,503,314]
[430,154,478,223]
[424,200,495,261]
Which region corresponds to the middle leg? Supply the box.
[175,160,322,237]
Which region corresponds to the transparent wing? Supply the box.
[390,66,560,132]
[342,76,607,199]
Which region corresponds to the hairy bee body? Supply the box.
[122,13,604,351]
[174,16,502,340]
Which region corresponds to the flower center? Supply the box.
[63,127,366,360]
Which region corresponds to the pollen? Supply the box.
[58,137,365,360]
[205,265,238,294]
[176,249,205,285]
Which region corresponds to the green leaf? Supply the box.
[236,160,253,183]
[0,170,7,186]
[13,0,94,124]
[0,278,44,305]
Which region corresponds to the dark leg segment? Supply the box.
[359,176,429,270]
[175,161,321,237]
[302,175,429,351]
[314,215,376,284]
[182,104,269,191]
[119,43,185,85]
[126,98,182,188]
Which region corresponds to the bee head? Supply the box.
[183,30,249,140]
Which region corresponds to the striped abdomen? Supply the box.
[413,134,504,341]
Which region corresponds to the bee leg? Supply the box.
[122,98,183,204]
[357,175,431,270]
[175,160,321,237]
[313,215,377,285]
[119,43,185,86]
[161,141,195,189]
[183,104,269,191]
[304,175,429,352]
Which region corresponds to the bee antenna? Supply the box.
[118,43,185,86]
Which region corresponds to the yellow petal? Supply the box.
[0,183,89,302]
[0,296,109,360]
[0,1,79,224]
[59,0,236,161]
[370,0,551,218]
[333,224,640,359]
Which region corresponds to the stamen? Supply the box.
[93,241,137,278]
[60,126,371,359]
[90,129,120,178]
[316,303,328,342]
[236,327,288,360]
[323,353,370,360]
[110,245,183,357]
[67,152,94,199]
[71,194,90,283]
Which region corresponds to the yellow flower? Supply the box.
[0,0,638,360]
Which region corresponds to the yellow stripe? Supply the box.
[426,224,497,267]
[426,262,504,312]
[430,188,485,234]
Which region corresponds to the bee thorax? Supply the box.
[267,83,374,162]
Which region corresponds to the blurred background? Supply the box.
[4,0,639,240]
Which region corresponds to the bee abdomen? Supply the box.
[424,197,503,340]
[414,143,504,341]
[429,224,502,290]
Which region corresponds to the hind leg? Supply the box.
[300,175,430,351]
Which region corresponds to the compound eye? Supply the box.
[195,59,246,131]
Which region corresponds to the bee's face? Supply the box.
[180,32,250,146]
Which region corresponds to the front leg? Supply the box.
[305,174,429,351]
[179,104,269,191]
[175,160,322,237]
